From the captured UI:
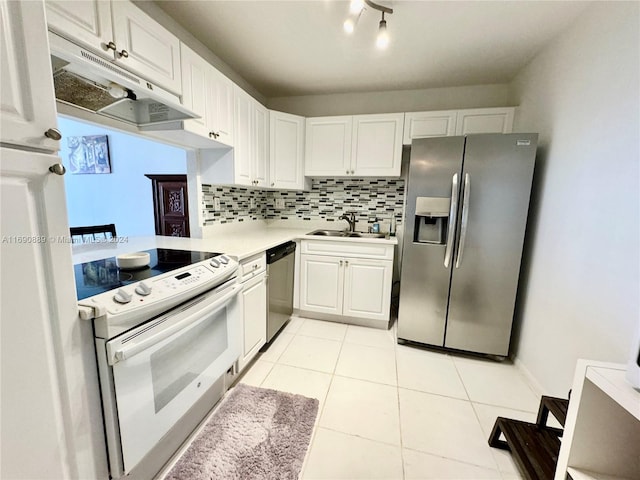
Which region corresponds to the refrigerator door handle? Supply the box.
[443,173,459,268]
[455,173,471,269]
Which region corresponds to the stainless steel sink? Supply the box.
[308,229,387,239]
[308,229,347,237]
[345,232,387,238]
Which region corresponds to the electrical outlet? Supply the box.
[275,198,285,209]
[213,198,221,211]
[250,198,256,209]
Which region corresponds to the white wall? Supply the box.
[267,84,510,117]
[58,116,188,237]
[509,2,640,396]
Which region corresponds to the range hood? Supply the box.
[48,32,198,127]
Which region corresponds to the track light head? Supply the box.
[376,14,389,49]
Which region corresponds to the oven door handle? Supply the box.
[107,284,242,365]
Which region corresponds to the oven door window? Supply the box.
[107,286,240,474]
[151,312,226,412]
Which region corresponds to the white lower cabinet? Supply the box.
[299,240,394,325]
[236,254,267,372]
[299,255,344,316]
[342,258,392,320]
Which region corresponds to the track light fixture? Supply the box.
[344,0,393,50]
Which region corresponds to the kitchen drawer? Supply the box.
[301,240,393,260]
[239,252,266,282]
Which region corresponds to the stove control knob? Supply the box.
[113,289,132,304]
[218,255,229,265]
[135,282,152,296]
[210,258,220,268]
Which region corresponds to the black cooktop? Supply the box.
[74,248,219,300]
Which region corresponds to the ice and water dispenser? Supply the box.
[413,197,451,244]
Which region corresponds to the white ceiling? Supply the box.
[155,0,590,98]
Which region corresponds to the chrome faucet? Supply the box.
[339,211,357,232]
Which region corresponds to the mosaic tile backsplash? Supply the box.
[201,179,405,226]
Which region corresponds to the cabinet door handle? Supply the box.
[117,49,129,59]
[339,260,343,266]
[44,128,62,140]
[346,170,349,175]
[271,182,275,187]
[102,41,116,52]
[350,170,355,175]
[48,163,66,176]
[345,260,349,267]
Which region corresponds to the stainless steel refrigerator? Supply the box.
[397,133,537,357]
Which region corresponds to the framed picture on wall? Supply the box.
[68,135,111,174]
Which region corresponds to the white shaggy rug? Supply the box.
[165,383,319,480]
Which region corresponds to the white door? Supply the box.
[253,102,269,187]
[299,254,344,315]
[342,258,392,321]
[111,1,182,94]
[238,274,267,371]
[209,67,234,147]
[304,116,352,176]
[351,113,403,176]
[455,108,515,135]
[0,148,76,479]
[270,110,305,189]
[45,0,112,58]
[180,43,210,138]
[233,87,253,186]
[403,110,457,144]
[0,0,60,152]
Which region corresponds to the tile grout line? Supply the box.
[298,319,347,479]
[393,327,407,480]
[452,356,502,473]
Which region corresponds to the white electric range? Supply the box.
[75,248,241,479]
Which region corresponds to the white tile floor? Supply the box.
[239,316,542,480]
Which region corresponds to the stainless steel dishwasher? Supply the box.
[266,241,296,342]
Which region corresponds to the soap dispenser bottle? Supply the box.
[371,218,380,233]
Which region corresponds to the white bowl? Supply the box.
[116,252,150,270]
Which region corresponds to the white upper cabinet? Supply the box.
[179,43,234,147]
[403,110,457,144]
[45,0,112,51]
[180,43,209,138]
[46,0,182,94]
[269,110,307,190]
[351,113,403,176]
[1,0,60,151]
[253,103,269,187]
[111,2,181,94]
[305,116,352,176]
[233,87,253,186]
[403,107,515,144]
[305,113,402,177]
[231,86,267,187]
[455,107,514,135]
[208,67,234,147]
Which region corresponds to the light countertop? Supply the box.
[72,224,398,264]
